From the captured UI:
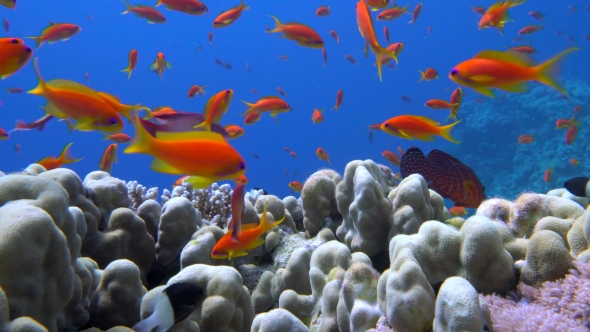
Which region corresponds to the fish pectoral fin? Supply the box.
[149,63,158,70]
[469,75,495,83]
[245,237,265,250]
[500,82,528,93]
[150,158,184,174]
[184,175,215,189]
[42,102,68,118]
[222,19,234,24]
[230,250,249,259]
[397,130,414,139]
[415,135,436,142]
[473,86,495,98]
[72,121,96,131]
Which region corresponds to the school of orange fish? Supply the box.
[0,0,585,249]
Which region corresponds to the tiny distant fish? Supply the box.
[208,31,213,44]
[3,19,8,33]
[283,168,289,176]
[252,89,258,95]
[277,86,287,96]
[333,89,343,111]
[383,26,390,43]
[471,6,486,15]
[528,11,544,20]
[565,122,580,145]
[401,95,412,103]
[87,14,92,21]
[369,131,373,143]
[322,47,327,66]
[278,55,289,60]
[194,45,203,54]
[14,144,20,153]
[345,54,357,65]
[329,30,340,43]
[316,5,330,16]
[569,158,580,166]
[543,166,552,182]
[518,25,542,35]
[364,40,369,58]
[252,153,260,159]
[215,58,232,69]
[567,5,576,14]
[283,147,291,152]
[408,3,422,25]
[397,146,404,156]
[246,62,251,72]
[84,72,90,81]
[517,134,534,144]
[289,151,298,158]
[0,127,7,140]
[573,105,582,112]
[6,87,23,93]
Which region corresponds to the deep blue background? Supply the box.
[0,0,588,201]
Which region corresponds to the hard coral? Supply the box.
[161,182,232,226]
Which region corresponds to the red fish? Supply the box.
[121,49,138,79]
[316,6,330,16]
[14,114,54,131]
[543,166,552,182]
[382,150,400,167]
[156,0,208,15]
[37,142,83,171]
[517,134,534,144]
[103,133,132,143]
[380,115,461,143]
[345,54,357,65]
[472,6,486,15]
[573,106,581,113]
[555,115,576,129]
[322,47,327,66]
[333,89,343,111]
[0,38,33,79]
[150,52,172,80]
[243,111,261,125]
[377,5,410,21]
[565,121,580,145]
[528,11,544,20]
[121,1,167,23]
[408,3,422,25]
[194,89,233,131]
[312,108,324,123]
[518,25,542,35]
[448,87,463,121]
[397,146,404,156]
[233,174,248,185]
[228,183,246,241]
[507,45,535,54]
[213,0,249,28]
[424,99,458,109]
[99,144,118,173]
[418,68,438,82]
[173,175,189,187]
[400,147,485,208]
[3,19,9,32]
[224,124,245,139]
[268,16,324,48]
[0,127,8,140]
[7,87,23,93]
[289,151,298,158]
[478,0,525,35]
[27,22,81,49]
[570,159,580,166]
[289,181,303,192]
[329,30,340,43]
[383,26,390,44]
[277,86,287,96]
[316,147,331,165]
[208,31,213,43]
[241,96,291,116]
[188,85,206,97]
[449,206,467,216]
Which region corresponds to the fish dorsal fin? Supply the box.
[49,20,56,25]
[474,50,534,67]
[240,223,258,231]
[155,130,226,142]
[46,79,103,98]
[259,96,281,100]
[98,92,122,103]
[407,115,440,126]
[488,1,504,12]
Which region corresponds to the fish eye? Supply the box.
[451,69,458,76]
[25,47,32,53]
[213,21,220,25]
[10,39,20,44]
[212,250,217,255]
[384,123,389,127]
[225,90,231,93]
[109,118,118,125]
[238,162,246,170]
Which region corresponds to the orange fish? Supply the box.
[211,202,285,259]
[103,133,132,143]
[543,166,552,183]
[188,85,206,97]
[289,151,298,158]
[379,42,404,66]
[0,38,33,79]
[478,0,525,35]
[316,147,332,165]
[333,89,343,111]
[312,108,324,123]
[149,106,177,118]
[570,158,580,166]
[357,0,398,81]
[555,115,577,129]
[329,30,340,43]
[150,52,172,80]
[448,206,467,216]
[213,0,249,28]
[224,124,245,139]
[36,142,83,170]
[449,48,578,97]
[289,181,303,192]
[97,91,150,122]
[0,127,8,140]
[173,175,189,187]
[382,150,400,167]
[366,0,389,10]
[1,0,15,9]
[380,115,461,143]
[376,5,409,20]
[125,116,246,189]
[14,114,54,131]
[121,49,138,79]
[517,134,534,144]
[408,3,422,25]
[508,45,535,54]
[156,0,208,15]
[26,22,81,49]
[448,87,463,121]
[316,5,330,16]
[99,144,118,173]
[121,0,167,23]
[6,87,23,93]
[565,121,580,146]
[268,16,324,48]
[195,89,233,131]
[424,99,458,109]
[241,96,291,116]
[518,25,542,35]
[28,58,124,132]
[243,111,261,125]
[418,68,438,82]
[233,174,248,185]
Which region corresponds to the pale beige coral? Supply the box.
[156,197,200,266]
[302,170,342,236]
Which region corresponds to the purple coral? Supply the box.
[484,261,590,331]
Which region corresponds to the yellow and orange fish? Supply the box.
[382,150,400,167]
[125,116,246,189]
[448,87,463,121]
[213,0,249,28]
[569,158,580,166]
[121,49,138,79]
[376,5,409,20]
[316,147,332,165]
[449,206,467,216]
[0,38,32,79]
[243,112,261,125]
[27,22,81,49]
[478,0,526,35]
[312,108,324,124]
[1,0,15,9]
[156,0,208,15]
[173,175,189,187]
[379,42,404,66]
[424,99,458,109]
[97,91,150,122]
[418,68,438,82]
[233,174,248,185]
[188,85,206,97]
[289,181,303,192]
[380,115,461,143]
[366,0,389,11]
[224,124,245,139]
[28,58,124,132]
[121,0,167,23]
[99,144,118,173]
[195,89,233,131]
[268,15,324,48]
[449,48,578,97]
[211,202,285,259]
[150,52,172,80]
[241,96,291,116]
[36,142,82,170]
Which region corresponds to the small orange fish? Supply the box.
[333,89,343,111]
[330,30,340,43]
[376,5,409,20]
[289,181,303,192]
[269,15,324,48]
[277,86,287,96]
[565,121,580,146]
[121,49,138,79]
[99,144,118,173]
[448,87,463,121]
[569,158,580,166]
[211,202,284,259]
[409,3,422,25]
[150,52,172,80]
[345,54,357,65]
[121,0,167,24]
[97,91,150,122]
[543,166,552,183]
[418,68,438,82]
[555,115,576,129]
[380,115,461,143]
[37,142,83,170]
[397,146,405,156]
[316,5,330,16]
[195,89,233,131]
[241,96,291,116]
[173,175,189,187]
[478,0,525,35]
[425,99,458,109]
[103,133,132,143]
[316,147,332,165]
[213,0,249,28]
[149,106,176,118]
[312,108,324,123]
[208,31,213,43]
[0,38,33,79]
[382,150,400,167]
[518,25,542,35]
[188,85,207,97]
[156,0,208,15]
[233,174,248,185]
[224,124,245,139]
[517,134,534,144]
[367,0,389,11]
[449,206,467,216]
[0,127,8,140]
[26,22,81,49]
[244,111,261,125]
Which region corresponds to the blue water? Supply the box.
[0,0,588,201]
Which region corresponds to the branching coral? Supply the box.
[161,182,233,226]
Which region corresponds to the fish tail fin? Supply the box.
[240,0,249,10]
[447,112,458,123]
[125,115,154,154]
[268,15,282,33]
[132,314,160,332]
[259,202,286,231]
[58,142,83,165]
[327,158,332,166]
[121,0,134,14]
[373,44,397,82]
[194,121,211,131]
[508,0,526,7]
[417,70,426,82]
[534,47,579,95]
[27,58,48,96]
[438,120,462,144]
[240,100,255,115]
[120,67,132,79]
[155,0,163,6]
[101,133,110,141]
[25,36,44,49]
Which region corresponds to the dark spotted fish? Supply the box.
[400,147,485,208]
[564,177,589,197]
